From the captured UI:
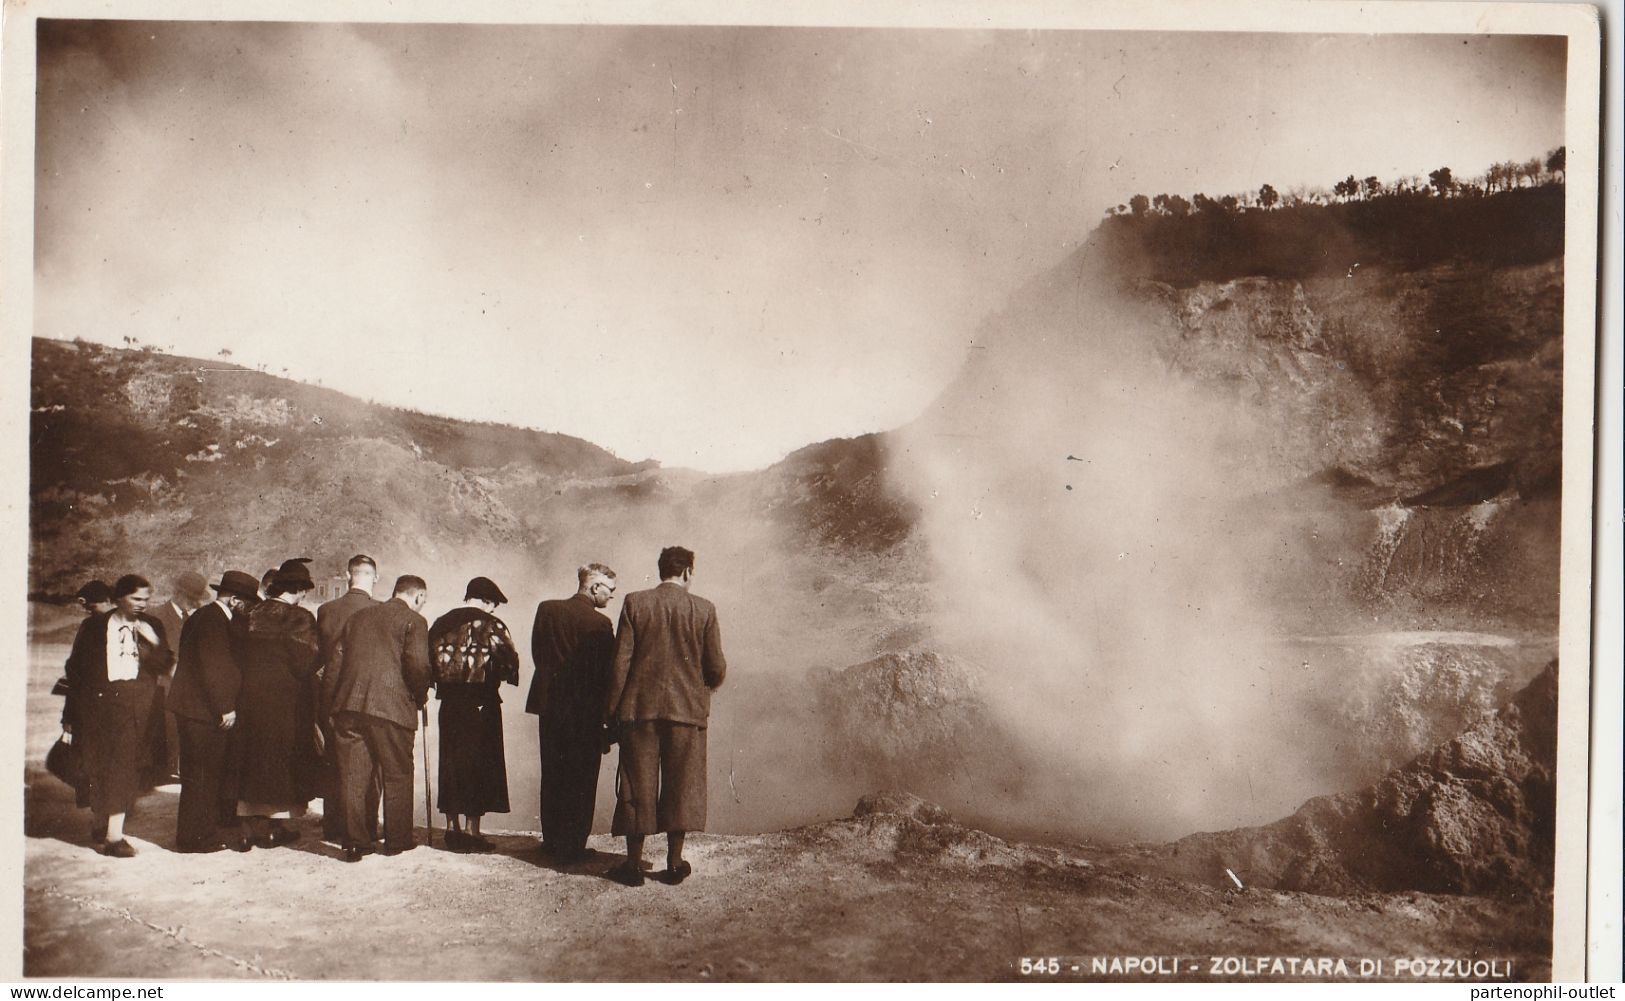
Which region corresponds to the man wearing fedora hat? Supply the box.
[168,570,258,852]
[428,576,520,851]
[228,558,322,849]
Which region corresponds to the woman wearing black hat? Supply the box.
[428,577,520,851]
[227,558,322,849]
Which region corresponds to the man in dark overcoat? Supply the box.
[63,574,174,857]
[316,554,381,844]
[146,571,209,786]
[327,574,433,860]
[604,547,727,886]
[167,570,257,852]
[528,563,617,860]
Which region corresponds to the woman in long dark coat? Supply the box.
[62,574,174,857]
[227,558,321,849]
[429,576,519,851]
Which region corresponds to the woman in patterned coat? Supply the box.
[428,576,520,851]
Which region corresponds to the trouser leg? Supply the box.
[333,712,374,847]
[538,717,563,846]
[319,714,344,841]
[656,722,707,834]
[163,700,181,778]
[611,722,660,836]
[366,718,416,848]
[176,719,226,847]
[561,730,600,852]
[365,763,383,842]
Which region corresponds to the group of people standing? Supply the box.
[55,546,727,885]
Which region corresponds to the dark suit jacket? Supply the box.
[606,582,727,727]
[316,588,377,717]
[317,588,376,670]
[151,600,186,676]
[166,601,240,724]
[326,597,432,731]
[528,594,614,723]
[63,611,173,728]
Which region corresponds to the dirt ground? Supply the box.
[20,622,1550,982]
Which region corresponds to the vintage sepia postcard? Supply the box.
[0,0,1610,985]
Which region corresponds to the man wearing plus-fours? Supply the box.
[604,546,727,887]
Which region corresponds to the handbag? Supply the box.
[45,733,83,790]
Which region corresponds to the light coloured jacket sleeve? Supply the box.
[604,601,635,722]
[702,608,726,690]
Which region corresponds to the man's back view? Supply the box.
[327,575,432,860]
[604,546,726,886]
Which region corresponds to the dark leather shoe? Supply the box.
[232,837,254,852]
[266,826,301,848]
[466,834,494,853]
[341,844,375,863]
[379,841,417,856]
[176,840,227,855]
[100,839,136,858]
[607,861,645,887]
[663,860,693,885]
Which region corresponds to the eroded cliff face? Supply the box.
[1118,260,1563,628]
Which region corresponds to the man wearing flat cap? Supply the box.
[228,558,322,850]
[168,570,257,852]
[428,576,520,851]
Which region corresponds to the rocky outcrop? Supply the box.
[853,790,954,826]
[815,650,1000,790]
[1150,661,1556,898]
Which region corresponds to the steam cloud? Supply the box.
[883,263,1345,841]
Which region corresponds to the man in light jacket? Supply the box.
[604,547,726,886]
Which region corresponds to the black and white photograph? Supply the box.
[0,0,1613,985]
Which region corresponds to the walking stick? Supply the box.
[420,706,432,848]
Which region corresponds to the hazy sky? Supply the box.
[33,22,1566,471]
